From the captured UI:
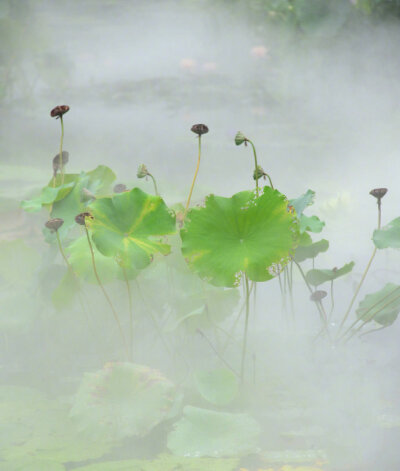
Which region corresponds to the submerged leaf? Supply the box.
[181,187,299,287]
[89,188,176,270]
[373,217,400,249]
[193,369,238,406]
[356,283,400,326]
[167,406,261,457]
[306,262,354,286]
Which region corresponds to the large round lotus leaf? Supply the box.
[193,369,238,406]
[373,217,400,249]
[356,283,400,326]
[70,363,177,441]
[167,406,261,457]
[306,262,354,286]
[180,187,299,287]
[88,188,176,270]
[294,239,329,263]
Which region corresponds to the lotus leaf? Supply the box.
[356,283,400,326]
[306,262,354,286]
[193,368,238,406]
[294,239,329,263]
[299,214,325,233]
[167,406,261,457]
[181,187,299,287]
[289,189,315,216]
[70,363,177,440]
[373,217,400,249]
[88,188,176,270]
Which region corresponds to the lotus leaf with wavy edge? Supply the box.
[180,187,299,287]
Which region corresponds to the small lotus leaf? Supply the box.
[289,189,315,216]
[167,406,261,457]
[294,239,329,263]
[181,187,299,287]
[373,217,400,249]
[193,369,238,406]
[306,262,354,286]
[88,188,176,270]
[356,283,400,326]
[299,214,325,233]
[70,363,177,441]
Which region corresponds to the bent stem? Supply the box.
[84,226,129,360]
[122,266,134,361]
[338,203,382,336]
[148,173,159,196]
[247,139,259,197]
[184,135,202,220]
[240,274,251,382]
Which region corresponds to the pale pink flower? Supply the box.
[250,45,269,59]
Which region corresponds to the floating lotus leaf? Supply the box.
[373,217,400,249]
[193,369,238,406]
[356,283,400,326]
[306,262,354,286]
[181,187,299,288]
[294,239,329,263]
[299,214,325,233]
[88,188,176,270]
[167,406,261,457]
[289,189,315,216]
[70,363,177,441]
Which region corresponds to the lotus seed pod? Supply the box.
[50,105,70,118]
[113,183,127,193]
[253,165,266,181]
[52,151,69,176]
[137,164,149,179]
[75,212,93,226]
[234,131,247,146]
[191,124,209,136]
[45,218,64,232]
[310,290,327,302]
[369,188,388,200]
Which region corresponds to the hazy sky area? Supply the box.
[2,1,400,469]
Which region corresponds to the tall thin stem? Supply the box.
[338,203,382,335]
[122,266,133,361]
[248,140,259,196]
[84,226,129,359]
[184,135,202,220]
[59,116,65,185]
[148,173,159,196]
[240,274,251,382]
[197,329,239,377]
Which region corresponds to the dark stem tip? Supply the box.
[310,290,327,302]
[45,218,64,232]
[75,212,93,226]
[50,105,70,118]
[191,124,209,136]
[113,183,128,193]
[369,188,388,200]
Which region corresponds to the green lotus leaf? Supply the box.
[180,187,299,288]
[167,406,261,457]
[298,231,313,246]
[306,262,354,286]
[21,174,79,212]
[193,369,238,406]
[70,363,178,441]
[73,454,239,471]
[294,239,329,263]
[289,189,315,216]
[299,214,325,233]
[356,283,400,326]
[88,188,176,270]
[373,217,400,249]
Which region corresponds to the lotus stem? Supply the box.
[247,139,259,197]
[148,173,159,196]
[59,116,65,185]
[338,203,382,336]
[122,266,134,361]
[240,274,251,382]
[84,226,129,360]
[328,280,335,322]
[197,329,239,377]
[184,135,202,220]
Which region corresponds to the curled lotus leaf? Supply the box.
[294,238,329,263]
[88,188,176,270]
[306,262,354,286]
[356,283,400,326]
[70,363,178,441]
[180,187,299,287]
[289,189,315,216]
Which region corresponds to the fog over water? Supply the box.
[2,1,400,470]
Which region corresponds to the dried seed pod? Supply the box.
[45,218,64,232]
[369,188,388,200]
[191,124,209,136]
[310,290,327,302]
[137,164,149,179]
[52,151,69,176]
[50,105,70,118]
[113,183,127,193]
[75,212,93,226]
[234,131,247,146]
